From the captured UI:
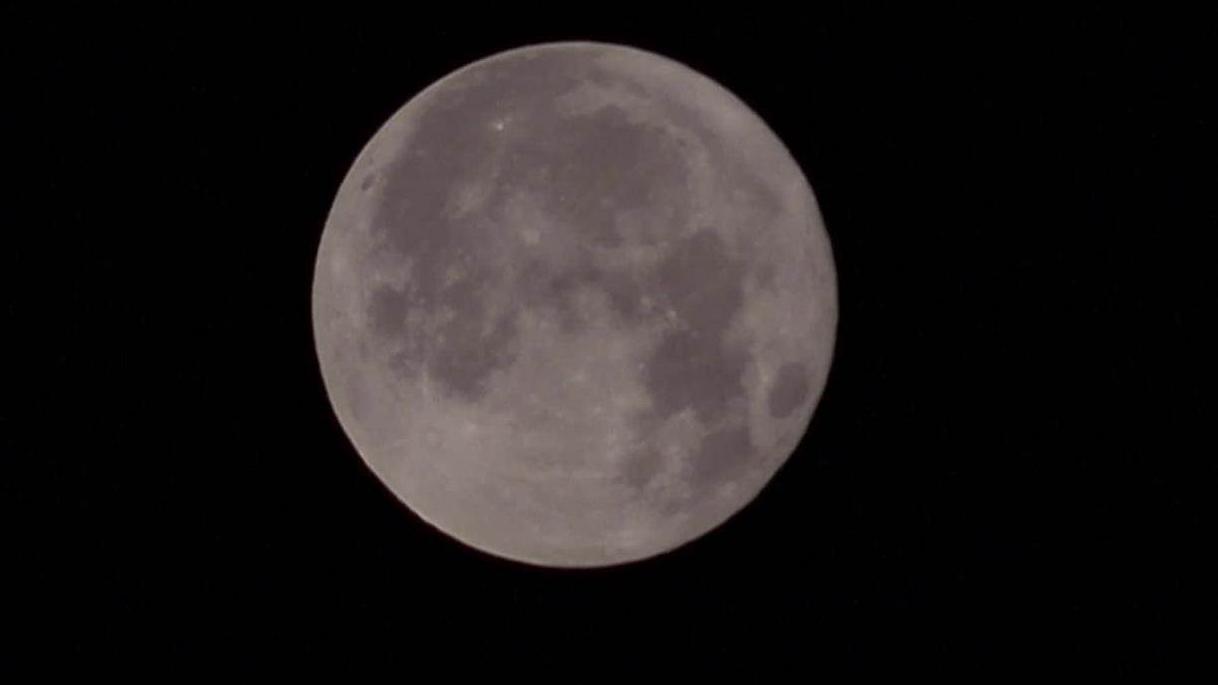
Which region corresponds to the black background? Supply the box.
[4,5,1211,673]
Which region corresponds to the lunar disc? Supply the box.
[312,42,837,567]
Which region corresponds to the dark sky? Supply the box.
[4,5,1210,674]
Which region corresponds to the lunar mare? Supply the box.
[312,42,837,566]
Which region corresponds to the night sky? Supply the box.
[4,5,1209,674]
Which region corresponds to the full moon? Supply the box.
[312,42,837,567]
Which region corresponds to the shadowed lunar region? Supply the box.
[312,42,838,566]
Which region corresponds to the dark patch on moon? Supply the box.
[623,226,757,504]
[620,447,662,489]
[691,424,753,488]
[654,229,746,332]
[768,361,811,419]
[645,331,750,426]
[754,262,777,289]
[641,228,749,425]
[510,104,692,248]
[429,309,520,403]
[366,286,407,339]
[513,265,591,335]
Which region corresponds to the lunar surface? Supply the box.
[312,42,837,566]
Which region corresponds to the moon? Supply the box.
[312,42,837,567]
